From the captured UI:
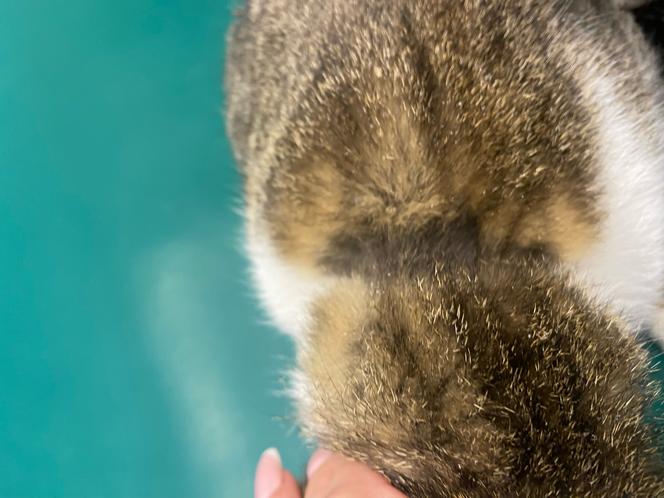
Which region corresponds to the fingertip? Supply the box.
[255,448,283,498]
[306,448,333,479]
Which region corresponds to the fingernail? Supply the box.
[255,448,283,498]
[307,448,333,479]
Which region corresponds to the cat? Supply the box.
[225,1,664,496]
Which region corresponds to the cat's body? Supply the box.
[226,1,664,495]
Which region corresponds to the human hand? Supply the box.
[254,447,407,498]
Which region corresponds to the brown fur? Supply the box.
[301,257,664,496]
[226,1,607,265]
[225,0,664,496]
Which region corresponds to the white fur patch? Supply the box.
[287,367,319,442]
[574,72,664,336]
[247,232,332,343]
[247,233,332,430]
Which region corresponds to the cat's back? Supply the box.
[227,0,594,248]
[224,3,664,495]
[226,0,664,336]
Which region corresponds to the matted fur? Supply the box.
[225,0,664,496]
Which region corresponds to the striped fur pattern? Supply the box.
[226,1,664,495]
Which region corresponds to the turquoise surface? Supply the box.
[2,2,663,498]
[1,1,307,497]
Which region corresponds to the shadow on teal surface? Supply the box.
[1,2,663,497]
[1,1,308,497]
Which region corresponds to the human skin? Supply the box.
[254,448,407,498]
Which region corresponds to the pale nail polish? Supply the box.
[255,448,283,498]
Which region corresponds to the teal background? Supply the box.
[1,2,663,498]
[1,1,308,497]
